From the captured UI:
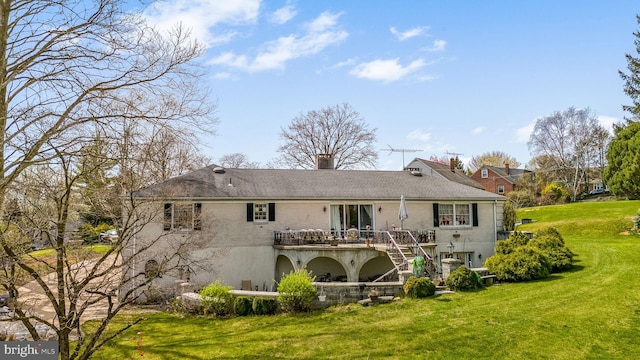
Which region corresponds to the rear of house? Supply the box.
[124,162,506,302]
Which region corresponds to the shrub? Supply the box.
[633,209,640,230]
[535,227,565,244]
[234,296,254,316]
[485,245,551,282]
[541,183,571,204]
[199,280,235,317]
[445,266,483,291]
[253,297,277,315]
[403,276,436,298]
[506,189,537,208]
[529,233,573,272]
[495,231,530,255]
[277,268,317,313]
[503,200,517,231]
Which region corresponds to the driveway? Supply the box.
[1,254,120,340]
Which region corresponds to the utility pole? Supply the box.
[381,145,422,169]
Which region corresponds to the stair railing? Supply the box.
[384,231,409,271]
[403,230,439,279]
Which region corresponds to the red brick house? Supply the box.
[470,164,533,196]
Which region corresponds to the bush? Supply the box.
[199,280,235,317]
[253,297,277,315]
[445,266,483,291]
[633,209,640,230]
[234,296,254,316]
[485,245,551,282]
[277,268,317,313]
[541,183,571,204]
[535,227,565,244]
[495,231,530,255]
[403,276,436,298]
[529,228,573,272]
[507,189,537,208]
[503,200,517,231]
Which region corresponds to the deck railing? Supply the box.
[273,229,436,246]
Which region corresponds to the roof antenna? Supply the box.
[381,145,422,169]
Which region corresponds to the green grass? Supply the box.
[92,200,640,359]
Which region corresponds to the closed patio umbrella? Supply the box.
[398,194,408,229]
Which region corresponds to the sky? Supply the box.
[137,0,639,170]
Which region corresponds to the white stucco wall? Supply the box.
[125,198,503,298]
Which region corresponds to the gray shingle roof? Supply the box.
[412,158,484,189]
[481,166,533,184]
[135,166,505,201]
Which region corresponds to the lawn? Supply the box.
[91,200,640,359]
[12,244,113,286]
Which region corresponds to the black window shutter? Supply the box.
[246,203,254,222]
[472,203,479,226]
[433,203,439,227]
[163,203,172,231]
[268,202,276,221]
[193,203,202,230]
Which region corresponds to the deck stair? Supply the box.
[372,230,438,282]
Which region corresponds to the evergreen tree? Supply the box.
[605,15,640,199]
[603,121,640,199]
[75,136,119,226]
[619,15,640,121]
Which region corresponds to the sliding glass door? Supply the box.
[330,204,373,236]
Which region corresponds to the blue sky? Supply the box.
[139,1,639,170]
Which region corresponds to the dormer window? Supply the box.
[481,169,488,178]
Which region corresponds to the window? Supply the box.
[330,204,373,236]
[481,169,488,178]
[163,203,202,231]
[246,203,276,222]
[497,184,505,194]
[254,203,268,221]
[434,203,477,227]
[174,204,192,229]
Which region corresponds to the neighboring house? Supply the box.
[124,156,506,301]
[406,158,483,189]
[471,164,533,196]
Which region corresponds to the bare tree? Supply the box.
[0,1,216,358]
[527,107,608,200]
[128,126,212,186]
[277,103,378,169]
[468,151,520,172]
[218,153,261,168]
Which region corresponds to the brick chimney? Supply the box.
[505,163,510,175]
[316,154,335,169]
[450,158,455,172]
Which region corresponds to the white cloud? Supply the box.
[426,39,447,52]
[407,129,431,142]
[515,122,535,143]
[597,115,619,134]
[390,26,429,41]
[210,11,348,72]
[213,72,232,79]
[143,0,260,47]
[270,4,297,24]
[331,58,358,69]
[350,58,426,82]
[472,127,485,135]
[306,11,342,32]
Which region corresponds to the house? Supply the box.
[406,158,483,189]
[124,156,506,302]
[471,164,533,196]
